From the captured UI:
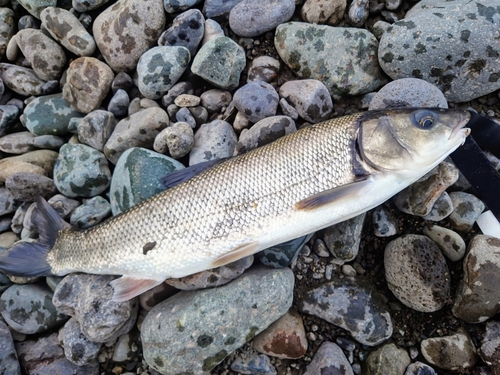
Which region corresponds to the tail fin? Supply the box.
[0,196,70,277]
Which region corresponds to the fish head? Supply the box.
[358,108,471,172]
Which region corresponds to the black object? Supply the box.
[466,111,500,158]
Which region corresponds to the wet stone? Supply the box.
[257,234,313,269]
[62,317,102,366]
[448,191,485,232]
[77,110,117,152]
[5,172,56,202]
[107,89,129,118]
[69,196,111,229]
[233,81,279,123]
[0,131,35,154]
[200,89,232,113]
[365,343,411,375]
[404,362,438,375]
[323,213,366,264]
[0,8,15,59]
[153,121,194,159]
[189,119,237,165]
[230,353,277,375]
[423,224,466,261]
[303,341,353,375]
[301,0,347,26]
[479,320,500,373]
[158,9,204,56]
[372,206,397,237]
[0,318,21,375]
[0,63,52,97]
[0,104,20,137]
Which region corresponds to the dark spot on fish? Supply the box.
[143,241,157,255]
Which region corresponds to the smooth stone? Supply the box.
[372,206,397,237]
[17,0,57,18]
[112,333,136,362]
[174,94,201,107]
[141,266,294,374]
[0,8,15,59]
[422,191,454,221]
[0,131,35,154]
[53,143,111,198]
[279,79,333,123]
[421,329,478,371]
[112,71,133,91]
[275,23,387,98]
[233,81,279,123]
[0,216,14,233]
[110,147,184,215]
[158,9,204,56]
[23,93,82,136]
[72,0,109,12]
[0,63,52,96]
[48,194,80,219]
[0,318,21,375]
[423,225,466,261]
[301,0,347,25]
[404,362,438,375]
[229,0,295,37]
[298,275,393,346]
[369,78,448,110]
[15,28,66,81]
[385,234,450,312]
[230,354,277,375]
[166,256,253,290]
[62,317,102,366]
[53,274,138,343]
[202,18,225,44]
[234,111,251,131]
[0,150,58,183]
[93,0,166,72]
[12,203,30,234]
[278,98,299,120]
[107,89,129,118]
[448,191,485,232]
[247,56,280,83]
[0,187,19,216]
[257,234,312,269]
[104,107,170,164]
[137,46,190,100]
[323,213,366,264]
[303,341,353,375]
[235,116,296,155]
[453,235,500,323]
[163,0,202,12]
[0,283,67,334]
[479,320,500,373]
[139,283,178,311]
[0,231,19,249]
[29,135,65,150]
[191,36,246,90]
[188,106,208,126]
[18,14,40,30]
[5,172,56,201]
[348,0,369,25]
[189,119,237,165]
[203,0,244,19]
[77,110,117,152]
[252,309,307,359]
[175,107,196,128]
[365,343,411,375]
[153,122,194,159]
[161,81,194,107]
[200,89,232,113]
[0,105,20,137]
[69,196,111,229]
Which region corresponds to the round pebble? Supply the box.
[233,81,279,123]
[153,122,194,159]
[158,9,204,56]
[189,120,237,165]
[423,225,466,261]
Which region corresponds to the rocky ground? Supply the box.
[1,0,500,374]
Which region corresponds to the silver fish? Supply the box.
[0,108,471,301]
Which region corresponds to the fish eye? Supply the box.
[412,110,437,129]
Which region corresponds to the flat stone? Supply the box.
[163,0,202,13]
[200,89,232,113]
[479,320,500,373]
[323,213,366,264]
[0,8,15,59]
[62,318,102,366]
[158,9,204,56]
[0,63,53,97]
[5,172,56,202]
[0,105,20,138]
[233,81,279,123]
[448,191,485,232]
[189,119,237,165]
[303,341,353,375]
[17,0,57,18]
[423,225,466,261]
[72,0,110,12]
[247,56,280,83]
[69,196,111,229]
[203,0,244,19]
[77,110,117,152]
[0,150,58,183]
[404,362,438,375]
[0,131,35,154]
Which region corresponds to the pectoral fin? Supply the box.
[210,241,259,268]
[295,177,372,211]
[109,276,165,302]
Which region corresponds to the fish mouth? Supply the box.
[448,112,471,144]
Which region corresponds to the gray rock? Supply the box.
[112,332,136,362]
[141,267,294,374]
[0,104,20,137]
[30,135,65,150]
[203,0,244,19]
[323,213,365,264]
[279,79,333,123]
[0,63,53,97]
[0,187,19,216]
[257,234,313,269]
[348,0,369,26]
[0,217,13,233]
[0,283,67,334]
[53,274,138,343]
[479,320,500,373]
[104,107,170,164]
[0,8,15,59]
[0,150,58,183]
[188,106,209,126]
[369,78,448,110]
[230,353,277,375]
[404,362,438,375]
[112,72,133,91]
[72,0,109,12]
[0,131,35,154]
[161,81,194,107]
[40,7,96,57]
[235,116,296,155]
[247,56,280,84]
[372,206,397,237]
[158,9,204,56]
[298,275,393,346]
[421,328,478,371]
[453,235,500,323]
[365,343,411,375]
[69,196,111,229]
[0,231,19,249]
[233,81,279,123]
[62,317,102,366]
[174,94,201,108]
[202,18,225,44]
[110,147,184,215]
[303,341,353,375]
[200,89,232,113]
[11,203,30,234]
[189,119,237,165]
[137,46,191,100]
[107,89,129,118]
[139,283,178,311]
[229,0,295,37]
[54,143,111,198]
[448,192,485,232]
[378,0,500,102]
[175,107,197,128]
[93,0,166,72]
[275,23,387,98]
[77,110,117,152]
[153,122,194,159]
[301,0,346,25]
[422,192,454,221]
[17,0,57,18]
[163,0,202,13]
[423,225,466,261]
[48,194,80,219]
[191,36,246,90]
[279,98,299,120]
[5,172,56,201]
[0,318,21,374]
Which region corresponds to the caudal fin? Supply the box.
[0,196,69,277]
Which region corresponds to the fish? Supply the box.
[0,108,471,301]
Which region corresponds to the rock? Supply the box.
[275,22,387,98]
[158,9,204,56]
[200,89,232,113]
[384,234,450,312]
[175,107,196,128]
[30,135,65,150]
[448,191,485,232]
[230,353,277,375]
[453,235,500,323]
[141,267,294,374]
[203,0,244,19]
[70,196,111,229]
[0,283,67,334]
[247,56,280,83]
[139,283,178,311]
[11,203,29,234]
[189,119,237,165]
[298,275,393,346]
[0,63,52,97]
[0,232,19,250]
[229,0,295,37]
[23,93,83,136]
[174,94,201,108]
[53,274,138,343]
[404,362,438,375]
[0,131,35,154]
[235,116,296,155]
[15,28,66,81]
[301,0,347,25]
[378,0,500,102]
[61,318,102,366]
[422,192,454,221]
[252,309,307,359]
[153,122,194,159]
[369,78,448,110]
[73,0,110,12]
[479,320,500,373]
[0,150,58,183]
[53,143,111,198]
[104,107,170,164]
[191,36,246,90]
[0,105,20,137]
[0,318,21,375]
[233,81,279,123]
[48,194,80,219]
[17,0,57,18]
[163,0,202,13]
[93,0,166,72]
[161,81,194,107]
[110,147,184,215]
[257,234,313,269]
[372,206,397,237]
[77,110,117,152]
[0,8,15,59]
[107,89,129,118]
[303,341,353,375]
[323,213,365,264]
[5,172,56,201]
[423,225,466,261]
[364,343,411,375]
[421,328,478,371]
[348,0,369,26]
[0,187,19,216]
[112,332,136,362]
[202,18,225,44]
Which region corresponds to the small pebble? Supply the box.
[423,225,466,261]
[153,122,194,159]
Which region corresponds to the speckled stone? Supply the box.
[479,320,500,373]
[247,56,280,83]
[257,234,312,269]
[47,194,80,219]
[141,266,294,374]
[53,143,111,198]
[17,0,57,18]
[5,172,56,202]
[0,150,58,183]
[448,191,485,232]
[230,353,277,375]
[372,206,397,237]
[40,7,96,57]
[303,341,353,375]
[158,9,204,56]
[0,8,15,59]
[70,196,111,229]
[163,0,202,13]
[200,89,232,113]
[0,131,35,154]
[233,81,279,123]
[77,110,117,152]
[348,0,369,26]
[323,213,366,264]
[153,121,194,159]
[30,135,65,150]
[203,0,244,19]
[0,105,19,137]
[189,119,237,165]
[72,0,110,12]
[365,343,411,375]
[404,362,438,375]
[275,23,387,98]
[62,318,102,366]
[422,192,454,221]
[301,0,346,25]
[93,0,166,72]
[107,89,129,118]
[0,318,21,375]
[0,63,53,97]
[423,225,466,261]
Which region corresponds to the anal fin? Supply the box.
[211,242,259,269]
[109,276,165,302]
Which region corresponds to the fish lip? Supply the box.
[448,112,471,142]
